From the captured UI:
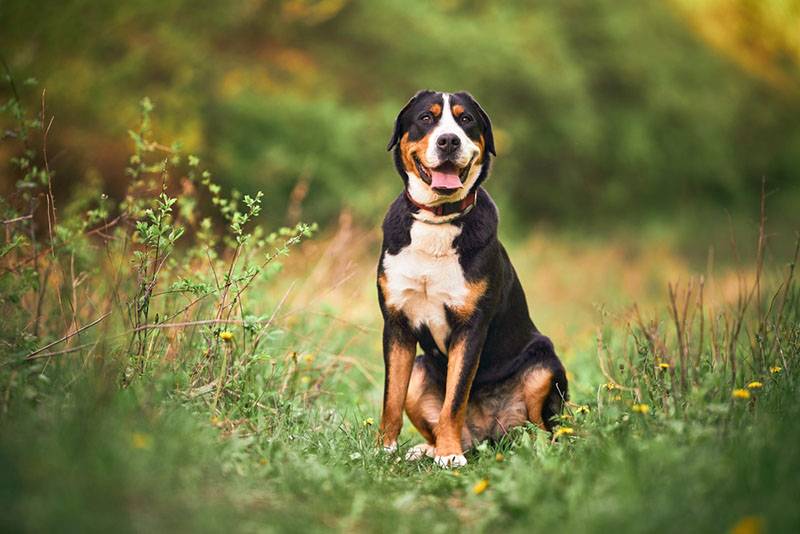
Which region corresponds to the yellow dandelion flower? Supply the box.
[300,375,311,384]
[303,353,315,364]
[729,515,763,534]
[495,452,505,462]
[219,331,234,342]
[613,395,623,401]
[210,415,219,425]
[362,417,374,427]
[131,432,152,450]
[746,381,763,390]
[472,478,490,495]
[603,383,617,391]
[576,405,590,414]
[658,362,670,370]
[554,426,575,438]
[769,366,782,374]
[732,389,751,400]
[632,403,650,414]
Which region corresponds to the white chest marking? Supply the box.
[383,221,469,353]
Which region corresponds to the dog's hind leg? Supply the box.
[404,356,448,460]
[521,336,568,431]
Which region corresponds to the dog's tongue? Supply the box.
[430,170,462,190]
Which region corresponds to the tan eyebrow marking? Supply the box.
[451,104,464,117]
[429,103,442,116]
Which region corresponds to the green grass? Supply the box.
[2,94,800,534]
[2,304,798,533]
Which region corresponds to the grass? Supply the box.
[2,96,800,533]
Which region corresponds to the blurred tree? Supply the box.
[1,0,799,226]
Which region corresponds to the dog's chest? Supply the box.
[382,221,469,353]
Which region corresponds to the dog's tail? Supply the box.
[542,365,569,431]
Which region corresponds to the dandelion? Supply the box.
[554,426,575,438]
[300,375,311,384]
[576,405,590,415]
[303,353,315,365]
[472,478,490,495]
[632,403,650,414]
[613,395,623,401]
[769,366,782,374]
[732,389,751,400]
[219,331,234,342]
[746,381,763,390]
[729,515,763,534]
[603,383,617,391]
[658,362,670,370]
[131,432,152,450]
[495,452,505,462]
[363,417,374,427]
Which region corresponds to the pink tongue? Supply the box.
[430,171,463,190]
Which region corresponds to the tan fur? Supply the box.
[451,104,464,117]
[523,367,554,429]
[377,273,400,315]
[405,364,440,444]
[399,132,432,177]
[435,338,477,456]
[450,279,487,321]
[429,103,442,116]
[379,339,416,447]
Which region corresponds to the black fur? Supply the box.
[378,91,567,432]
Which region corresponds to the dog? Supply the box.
[376,90,568,468]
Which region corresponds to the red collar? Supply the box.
[404,189,478,218]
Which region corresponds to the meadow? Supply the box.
[1,90,799,533]
[3,1,800,532]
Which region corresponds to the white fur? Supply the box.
[405,443,435,461]
[405,93,484,213]
[434,453,467,468]
[382,221,468,354]
[383,442,397,453]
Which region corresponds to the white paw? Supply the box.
[383,442,398,453]
[405,443,435,461]
[434,454,467,468]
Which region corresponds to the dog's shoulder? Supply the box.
[380,193,413,256]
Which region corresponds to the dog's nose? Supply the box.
[436,134,461,154]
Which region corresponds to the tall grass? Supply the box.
[1,85,799,533]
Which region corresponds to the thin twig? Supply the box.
[25,311,112,359]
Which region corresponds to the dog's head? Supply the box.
[387,90,495,205]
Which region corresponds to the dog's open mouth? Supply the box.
[413,154,473,193]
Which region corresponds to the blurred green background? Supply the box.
[2,0,800,231]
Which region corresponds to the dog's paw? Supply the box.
[382,442,398,454]
[405,443,435,461]
[434,454,467,468]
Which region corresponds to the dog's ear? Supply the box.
[459,91,496,156]
[387,90,431,151]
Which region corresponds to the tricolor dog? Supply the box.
[377,90,568,468]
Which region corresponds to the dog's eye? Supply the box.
[460,114,474,124]
[418,113,433,124]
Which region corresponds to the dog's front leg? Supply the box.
[379,321,416,452]
[434,328,487,468]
